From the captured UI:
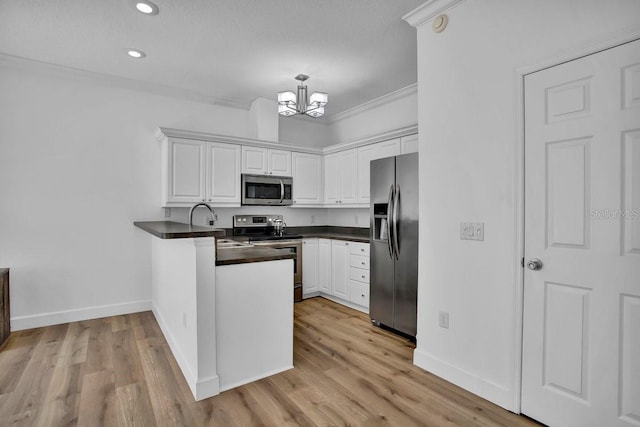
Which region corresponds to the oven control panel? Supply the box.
[233,214,284,228]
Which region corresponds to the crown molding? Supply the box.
[0,53,250,110]
[325,83,417,124]
[156,127,324,154]
[403,0,466,28]
[322,124,418,154]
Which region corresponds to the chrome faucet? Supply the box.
[189,202,217,227]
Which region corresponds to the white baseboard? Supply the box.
[413,348,515,411]
[219,365,294,393]
[315,293,369,314]
[11,300,152,331]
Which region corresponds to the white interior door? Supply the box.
[522,39,640,427]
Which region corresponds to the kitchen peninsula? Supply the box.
[134,221,295,401]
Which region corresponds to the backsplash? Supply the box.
[167,206,369,229]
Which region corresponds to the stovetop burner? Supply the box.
[232,214,301,241]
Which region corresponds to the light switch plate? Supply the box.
[460,222,484,241]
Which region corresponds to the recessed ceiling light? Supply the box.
[135,1,159,15]
[127,49,146,59]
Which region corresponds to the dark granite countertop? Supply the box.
[223,226,370,244]
[216,246,295,266]
[134,221,226,239]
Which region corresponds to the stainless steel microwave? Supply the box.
[241,174,293,206]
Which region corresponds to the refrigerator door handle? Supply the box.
[387,185,395,259]
[392,184,400,260]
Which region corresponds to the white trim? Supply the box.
[512,25,640,414]
[0,52,249,110]
[326,84,417,124]
[11,300,151,331]
[413,349,513,410]
[323,124,419,154]
[317,293,368,314]
[402,0,466,28]
[194,375,221,401]
[157,124,419,156]
[152,303,209,399]
[219,365,293,393]
[157,127,324,155]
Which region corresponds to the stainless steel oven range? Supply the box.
[233,214,303,302]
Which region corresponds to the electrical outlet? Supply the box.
[182,312,187,328]
[438,311,449,329]
[164,207,171,218]
[354,215,359,225]
[311,215,315,224]
[460,222,484,241]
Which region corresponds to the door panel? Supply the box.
[393,153,418,336]
[522,39,640,427]
[370,156,395,327]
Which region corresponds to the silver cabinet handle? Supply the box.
[527,259,543,271]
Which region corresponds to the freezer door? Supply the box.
[369,157,395,328]
[393,153,418,336]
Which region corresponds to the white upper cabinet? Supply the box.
[167,139,206,204]
[207,142,241,205]
[163,138,240,206]
[242,146,292,176]
[292,152,323,206]
[268,149,292,176]
[400,133,419,154]
[357,138,401,204]
[324,148,358,206]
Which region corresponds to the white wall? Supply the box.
[328,85,417,144]
[279,116,330,148]
[410,0,640,411]
[0,58,251,328]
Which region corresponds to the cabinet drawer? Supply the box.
[349,243,370,256]
[349,254,369,270]
[349,280,369,308]
[349,268,369,283]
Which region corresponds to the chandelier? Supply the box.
[277,74,328,118]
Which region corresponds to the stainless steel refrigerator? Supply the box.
[370,153,418,337]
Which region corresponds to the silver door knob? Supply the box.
[527,258,543,271]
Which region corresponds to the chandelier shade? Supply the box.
[277,74,328,118]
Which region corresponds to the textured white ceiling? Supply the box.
[0,0,423,118]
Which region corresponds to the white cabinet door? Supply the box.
[167,139,206,203]
[318,239,332,293]
[268,149,292,176]
[292,152,322,205]
[400,134,419,154]
[207,142,241,205]
[323,153,339,204]
[331,240,349,299]
[357,139,400,204]
[302,238,319,295]
[242,146,268,174]
[338,149,359,204]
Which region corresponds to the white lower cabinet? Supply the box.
[331,240,350,300]
[302,238,319,294]
[305,238,369,312]
[318,239,331,293]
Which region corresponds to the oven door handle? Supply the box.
[279,179,284,204]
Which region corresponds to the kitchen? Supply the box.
[1,1,639,426]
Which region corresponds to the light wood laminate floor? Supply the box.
[0,297,540,426]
